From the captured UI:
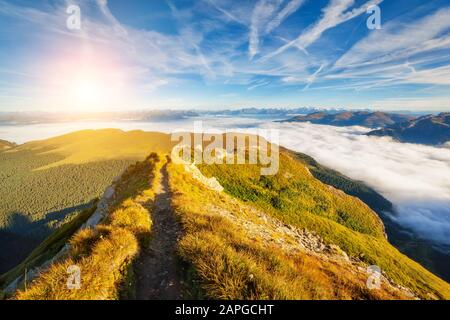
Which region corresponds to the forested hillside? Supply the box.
[0,129,171,274]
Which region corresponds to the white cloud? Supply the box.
[282,75,303,83]
[263,0,384,60]
[336,6,450,68]
[265,0,306,33]
[248,80,271,90]
[303,63,326,90]
[249,0,283,59]
[249,0,307,59]
[96,0,128,36]
[142,79,169,92]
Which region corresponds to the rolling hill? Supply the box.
[282,111,414,128]
[367,113,450,145]
[0,139,15,150]
[1,131,449,300]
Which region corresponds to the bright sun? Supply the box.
[44,50,129,112]
[71,77,104,106]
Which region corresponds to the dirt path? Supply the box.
[135,162,183,300]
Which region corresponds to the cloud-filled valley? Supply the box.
[259,122,450,247]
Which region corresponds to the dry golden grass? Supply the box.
[109,200,152,238]
[21,129,172,170]
[167,161,410,300]
[17,226,138,300]
[16,154,161,300]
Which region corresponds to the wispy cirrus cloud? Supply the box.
[335,6,450,68]
[262,0,384,60]
[1,0,450,110]
[249,0,307,59]
[323,6,450,90]
[249,0,283,59]
[265,0,306,33]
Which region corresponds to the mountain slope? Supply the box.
[7,148,450,300]
[0,129,172,274]
[367,113,450,145]
[169,159,413,299]
[2,131,449,300]
[290,150,393,213]
[9,154,415,300]
[14,154,161,300]
[197,150,450,299]
[282,111,414,128]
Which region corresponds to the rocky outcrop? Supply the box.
[183,163,224,192]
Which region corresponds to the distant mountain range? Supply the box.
[0,108,324,124]
[282,111,414,128]
[202,107,323,117]
[1,109,448,146]
[0,108,427,125]
[0,110,199,124]
[367,113,450,146]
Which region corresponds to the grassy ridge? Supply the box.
[197,150,450,299]
[289,149,393,213]
[168,160,410,300]
[16,154,161,300]
[13,149,450,300]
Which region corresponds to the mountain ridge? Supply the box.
[281,111,414,128]
[367,113,450,145]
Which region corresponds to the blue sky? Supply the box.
[1,0,450,112]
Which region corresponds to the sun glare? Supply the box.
[43,48,130,112]
[70,76,104,106]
